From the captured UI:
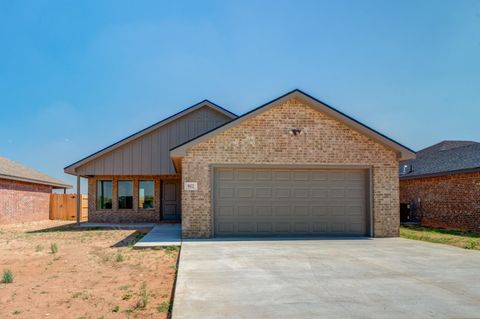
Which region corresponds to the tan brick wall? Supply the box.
[0,178,52,224]
[181,98,400,238]
[400,172,480,232]
[87,175,180,223]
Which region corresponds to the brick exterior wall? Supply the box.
[0,178,52,224]
[400,172,480,232]
[181,98,400,238]
[87,175,180,223]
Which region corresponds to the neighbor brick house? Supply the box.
[65,89,415,238]
[0,156,71,224]
[400,141,480,232]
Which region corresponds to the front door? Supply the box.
[162,180,181,221]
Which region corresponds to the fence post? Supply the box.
[76,175,81,225]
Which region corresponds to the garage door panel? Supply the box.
[311,188,328,198]
[238,206,253,217]
[256,206,272,216]
[257,222,273,232]
[275,188,291,198]
[274,171,291,180]
[275,222,291,232]
[255,170,273,180]
[214,168,368,237]
[293,223,309,232]
[293,188,309,198]
[236,169,254,180]
[255,187,272,198]
[219,187,234,198]
[217,169,234,180]
[273,206,290,216]
[238,222,254,233]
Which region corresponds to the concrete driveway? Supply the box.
[172,238,480,319]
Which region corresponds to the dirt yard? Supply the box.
[0,221,179,319]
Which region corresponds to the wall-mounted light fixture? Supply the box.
[288,128,302,136]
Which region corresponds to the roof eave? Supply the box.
[400,166,480,180]
[0,174,72,189]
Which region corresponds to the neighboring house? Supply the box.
[65,89,415,238]
[400,141,480,232]
[0,156,71,224]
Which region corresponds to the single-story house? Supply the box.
[0,156,71,224]
[400,140,480,232]
[65,89,415,238]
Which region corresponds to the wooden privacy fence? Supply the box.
[50,194,88,221]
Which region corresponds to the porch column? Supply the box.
[76,175,81,225]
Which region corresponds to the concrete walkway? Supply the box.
[133,223,181,248]
[173,238,480,319]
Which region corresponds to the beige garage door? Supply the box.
[214,167,369,237]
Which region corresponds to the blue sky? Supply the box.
[1,0,479,192]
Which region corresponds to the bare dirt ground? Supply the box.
[0,221,179,319]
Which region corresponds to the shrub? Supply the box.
[35,245,43,252]
[157,301,171,313]
[50,243,58,254]
[116,252,124,262]
[2,269,13,284]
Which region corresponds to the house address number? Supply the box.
[184,182,198,191]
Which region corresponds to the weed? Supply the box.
[35,245,44,252]
[115,252,124,262]
[50,243,58,254]
[122,291,133,301]
[157,301,171,313]
[135,282,148,309]
[465,239,478,250]
[2,269,13,284]
[111,305,120,313]
[72,292,82,299]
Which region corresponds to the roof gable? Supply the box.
[65,100,236,175]
[170,89,415,161]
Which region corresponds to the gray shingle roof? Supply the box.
[0,156,71,188]
[400,141,480,179]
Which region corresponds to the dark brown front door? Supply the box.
[162,180,181,221]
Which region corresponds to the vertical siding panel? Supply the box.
[122,146,132,175]
[141,134,152,174]
[114,149,123,174]
[132,140,142,175]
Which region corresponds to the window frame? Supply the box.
[138,180,155,210]
[96,180,113,210]
[117,180,134,210]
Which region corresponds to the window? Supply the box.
[118,180,133,209]
[97,180,112,209]
[139,180,154,209]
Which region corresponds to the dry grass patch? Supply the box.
[0,220,179,318]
